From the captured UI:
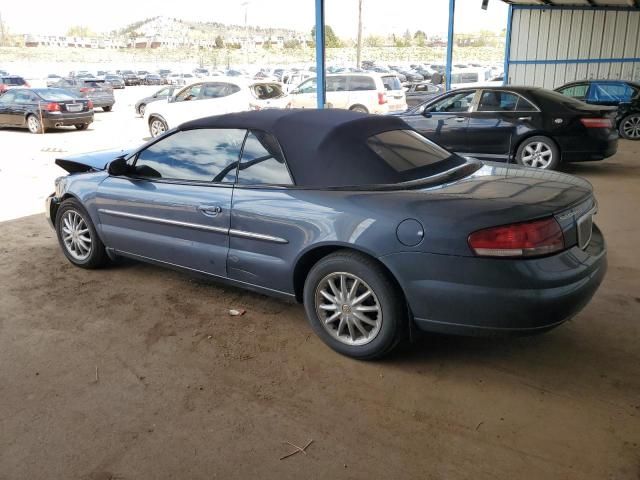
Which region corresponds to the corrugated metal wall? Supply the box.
[506,7,640,88]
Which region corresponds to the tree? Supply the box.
[67,25,94,38]
[356,0,363,69]
[311,24,342,48]
[214,35,224,48]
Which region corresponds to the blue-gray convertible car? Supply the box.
[46,109,607,359]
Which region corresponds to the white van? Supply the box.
[287,73,407,114]
[450,68,501,89]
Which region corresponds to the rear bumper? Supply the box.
[91,100,115,108]
[560,134,618,162]
[380,224,607,335]
[42,112,94,127]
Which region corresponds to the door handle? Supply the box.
[455,116,466,122]
[518,116,532,121]
[197,205,222,217]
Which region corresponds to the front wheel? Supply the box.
[55,199,108,269]
[138,104,146,116]
[149,116,168,137]
[303,250,406,360]
[619,114,640,140]
[515,136,560,170]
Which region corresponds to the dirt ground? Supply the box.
[0,93,639,479]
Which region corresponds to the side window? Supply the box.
[415,84,428,92]
[327,76,347,92]
[516,96,537,112]
[201,82,240,99]
[133,129,246,183]
[175,84,202,102]
[237,131,293,186]
[477,91,518,111]
[429,91,475,113]
[298,78,317,94]
[14,92,35,104]
[593,83,633,102]
[349,76,376,91]
[381,76,401,91]
[558,84,588,100]
[0,91,16,103]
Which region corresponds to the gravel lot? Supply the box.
[0,91,639,479]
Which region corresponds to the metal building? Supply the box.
[504,1,640,89]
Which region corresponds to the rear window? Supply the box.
[33,89,77,101]
[367,129,464,180]
[252,83,284,99]
[349,76,376,91]
[1,76,26,86]
[381,76,401,91]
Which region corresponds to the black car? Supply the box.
[398,86,618,170]
[121,71,141,86]
[134,85,179,116]
[404,82,444,108]
[104,74,125,89]
[0,88,93,133]
[555,80,640,140]
[52,78,115,111]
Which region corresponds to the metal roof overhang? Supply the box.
[502,0,640,8]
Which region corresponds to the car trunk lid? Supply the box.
[55,148,133,174]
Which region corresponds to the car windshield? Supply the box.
[1,77,26,86]
[33,88,78,101]
[366,129,466,183]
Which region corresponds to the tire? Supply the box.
[55,198,108,269]
[26,114,44,134]
[349,105,369,113]
[102,106,112,112]
[75,124,89,130]
[303,250,406,360]
[618,114,640,140]
[138,104,146,116]
[149,116,168,137]
[515,135,560,170]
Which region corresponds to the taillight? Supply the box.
[87,100,94,109]
[45,102,61,112]
[580,118,612,128]
[0,84,6,93]
[378,92,387,105]
[79,87,94,94]
[468,217,564,258]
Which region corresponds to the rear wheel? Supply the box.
[75,124,89,130]
[515,136,559,170]
[303,250,406,360]
[149,116,168,137]
[27,114,44,134]
[349,105,369,113]
[102,106,112,112]
[55,199,108,269]
[619,114,640,140]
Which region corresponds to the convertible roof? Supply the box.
[180,109,414,187]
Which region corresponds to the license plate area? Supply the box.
[66,104,82,112]
[577,212,593,250]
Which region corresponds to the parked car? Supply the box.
[144,78,257,137]
[0,88,93,133]
[46,74,63,87]
[555,80,640,140]
[193,68,210,77]
[287,73,407,114]
[158,69,172,83]
[121,71,140,86]
[397,86,618,170]
[0,75,29,95]
[52,78,115,112]
[45,109,606,359]
[144,74,163,86]
[166,73,194,86]
[137,70,151,81]
[404,82,444,108]
[248,82,289,110]
[134,85,180,116]
[449,68,497,89]
[104,74,125,89]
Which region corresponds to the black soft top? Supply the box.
[180,109,447,187]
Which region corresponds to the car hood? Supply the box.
[55,148,134,173]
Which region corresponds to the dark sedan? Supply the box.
[134,85,179,116]
[404,82,444,108]
[398,86,618,170]
[555,80,640,140]
[45,109,606,359]
[0,88,93,133]
[121,72,141,86]
[104,74,125,89]
[52,78,115,111]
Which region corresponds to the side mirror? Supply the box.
[108,157,130,176]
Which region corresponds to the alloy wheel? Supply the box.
[27,116,41,133]
[314,272,382,346]
[61,210,92,261]
[622,115,640,139]
[150,118,166,137]
[521,141,553,168]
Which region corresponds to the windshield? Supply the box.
[366,129,466,183]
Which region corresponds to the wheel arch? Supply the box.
[292,243,404,304]
[348,104,369,113]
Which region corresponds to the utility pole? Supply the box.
[0,11,5,47]
[356,0,363,69]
